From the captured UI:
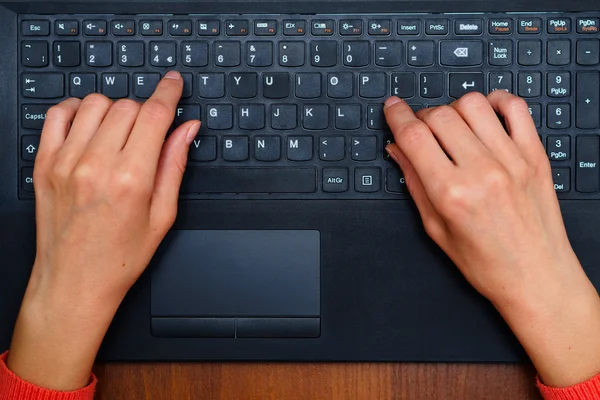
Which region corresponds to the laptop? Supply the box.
[1,0,599,362]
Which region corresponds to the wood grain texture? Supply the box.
[92,363,542,400]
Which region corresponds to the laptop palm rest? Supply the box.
[150,230,321,338]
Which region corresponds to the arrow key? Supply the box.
[449,72,484,99]
[352,136,377,161]
[22,136,41,161]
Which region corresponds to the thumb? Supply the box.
[150,120,200,228]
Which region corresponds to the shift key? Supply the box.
[576,136,600,193]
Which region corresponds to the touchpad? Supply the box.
[151,230,320,317]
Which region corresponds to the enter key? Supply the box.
[576,135,600,193]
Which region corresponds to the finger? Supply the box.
[415,104,488,165]
[486,90,546,165]
[57,94,113,166]
[384,97,454,194]
[88,99,142,153]
[450,92,520,167]
[150,120,200,232]
[38,98,82,158]
[125,71,183,166]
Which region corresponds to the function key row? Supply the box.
[22,16,600,37]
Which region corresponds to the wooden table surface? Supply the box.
[92,363,542,400]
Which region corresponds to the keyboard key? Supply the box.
[112,20,135,36]
[576,72,599,129]
[386,168,407,193]
[547,18,570,34]
[22,168,35,193]
[69,73,96,98]
[223,136,249,161]
[53,42,80,67]
[83,20,107,36]
[198,20,220,36]
[577,40,599,65]
[283,20,306,36]
[547,104,570,129]
[21,104,52,129]
[22,20,50,36]
[22,42,48,67]
[489,72,513,93]
[518,72,542,97]
[311,41,337,67]
[169,20,192,36]
[247,42,273,67]
[360,73,386,98]
[407,41,435,66]
[367,105,386,130]
[489,18,513,34]
[86,42,112,67]
[323,168,348,192]
[151,42,176,67]
[420,73,444,98]
[181,167,317,194]
[263,73,289,99]
[133,73,160,99]
[296,73,321,99]
[198,73,225,99]
[488,40,512,66]
[547,136,570,161]
[189,136,217,162]
[312,20,334,36]
[368,20,391,35]
[340,20,362,36]
[22,135,40,161]
[327,72,353,98]
[181,73,193,99]
[101,73,128,99]
[449,72,484,99]
[352,137,377,161]
[215,41,241,67]
[375,41,402,67]
[518,40,542,65]
[527,103,542,128]
[552,168,570,193]
[440,40,483,66]
[226,20,249,36]
[254,136,281,161]
[279,42,304,67]
[22,73,64,99]
[344,41,370,67]
[303,105,329,130]
[577,18,599,34]
[140,20,163,36]
[254,20,277,36]
[56,20,79,36]
[398,20,420,35]
[547,72,570,98]
[518,18,542,34]
[287,137,313,161]
[182,42,208,67]
[271,104,297,130]
[238,104,265,130]
[231,73,258,99]
[392,72,415,98]
[425,19,448,35]
[335,104,361,130]
[355,168,381,193]
[576,136,600,193]
[455,19,483,35]
[175,105,201,127]
[547,40,571,65]
[118,41,144,67]
[206,105,233,130]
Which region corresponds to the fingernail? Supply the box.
[185,122,201,146]
[385,146,400,164]
[164,71,181,80]
[384,96,403,109]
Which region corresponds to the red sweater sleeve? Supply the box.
[537,373,600,400]
[0,352,96,400]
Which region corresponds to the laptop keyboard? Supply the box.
[18,13,600,200]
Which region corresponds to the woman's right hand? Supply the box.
[384,90,600,388]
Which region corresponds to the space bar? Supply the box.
[182,167,317,194]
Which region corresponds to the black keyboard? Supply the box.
[18,13,600,200]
